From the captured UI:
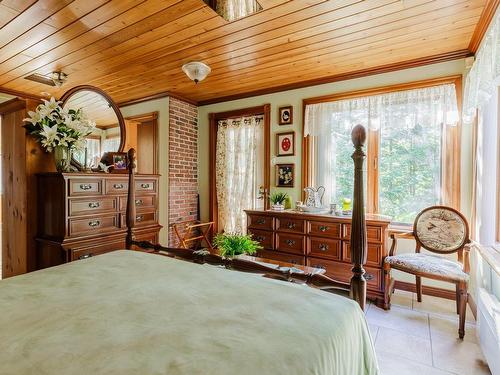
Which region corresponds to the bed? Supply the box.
[0,125,378,374]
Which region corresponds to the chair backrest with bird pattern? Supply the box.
[413,206,469,255]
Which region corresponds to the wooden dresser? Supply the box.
[36,172,162,268]
[245,209,391,308]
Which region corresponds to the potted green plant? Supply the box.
[213,232,262,258]
[270,192,288,211]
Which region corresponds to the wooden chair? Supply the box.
[383,206,471,339]
[172,220,215,251]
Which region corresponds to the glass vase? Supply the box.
[54,145,73,172]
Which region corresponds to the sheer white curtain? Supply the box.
[304,84,459,215]
[216,115,263,233]
[463,7,500,123]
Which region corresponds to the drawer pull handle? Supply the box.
[140,183,150,189]
[255,236,265,242]
[113,183,124,189]
[285,239,295,246]
[136,215,144,222]
[79,184,92,190]
[319,243,329,251]
[135,199,144,206]
[287,222,296,229]
[88,220,100,228]
[78,253,93,260]
[319,225,329,232]
[256,218,266,225]
[288,259,298,264]
[88,202,100,208]
[365,273,374,281]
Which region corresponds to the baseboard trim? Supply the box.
[468,292,477,320]
[395,280,456,300]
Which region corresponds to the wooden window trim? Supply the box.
[302,75,462,214]
[125,112,159,174]
[209,104,271,233]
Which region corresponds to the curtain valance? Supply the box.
[463,7,500,123]
[304,84,458,137]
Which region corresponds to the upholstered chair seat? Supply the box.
[383,206,470,339]
[385,253,469,282]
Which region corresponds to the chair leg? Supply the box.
[458,282,468,339]
[455,284,460,314]
[416,276,422,302]
[383,264,391,310]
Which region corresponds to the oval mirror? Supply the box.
[60,85,125,169]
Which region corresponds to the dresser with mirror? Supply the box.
[36,85,161,269]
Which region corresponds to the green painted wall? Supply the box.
[120,97,169,245]
[198,59,471,290]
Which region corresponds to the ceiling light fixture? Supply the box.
[50,71,68,87]
[182,62,211,84]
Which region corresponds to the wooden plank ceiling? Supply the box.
[0,0,493,106]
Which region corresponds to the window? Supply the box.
[304,77,461,225]
[209,105,271,233]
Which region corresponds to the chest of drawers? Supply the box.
[245,209,391,308]
[36,173,161,268]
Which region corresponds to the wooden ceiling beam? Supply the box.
[468,0,500,52]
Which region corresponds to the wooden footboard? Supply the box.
[125,126,368,310]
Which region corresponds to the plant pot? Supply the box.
[54,145,73,172]
[271,204,285,211]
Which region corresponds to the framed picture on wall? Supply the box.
[276,164,294,187]
[276,131,295,156]
[278,106,293,125]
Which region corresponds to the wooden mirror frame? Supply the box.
[59,85,126,169]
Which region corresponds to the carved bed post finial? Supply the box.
[126,148,137,250]
[350,125,368,310]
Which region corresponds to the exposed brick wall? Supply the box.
[168,97,198,247]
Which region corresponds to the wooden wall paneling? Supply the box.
[0,98,53,277]
[1,106,27,277]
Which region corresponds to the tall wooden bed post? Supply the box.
[350,125,368,311]
[124,127,368,310]
[126,148,137,250]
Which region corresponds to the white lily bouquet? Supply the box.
[24,97,96,172]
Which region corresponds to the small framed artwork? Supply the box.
[109,152,128,173]
[276,131,295,156]
[279,106,293,125]
[276,164,294,187]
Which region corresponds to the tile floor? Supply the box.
[367,290,492,375]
